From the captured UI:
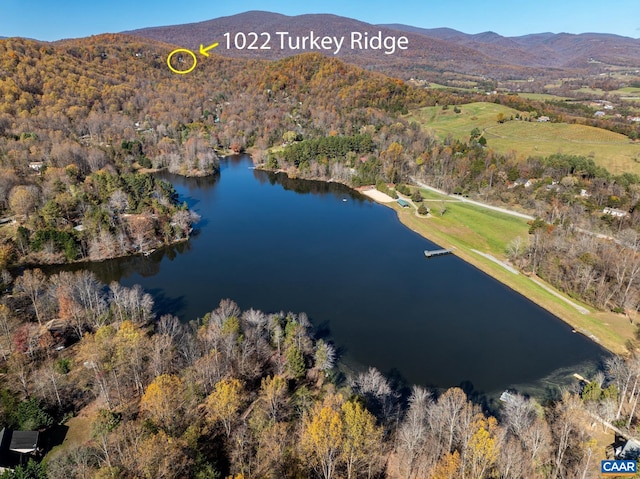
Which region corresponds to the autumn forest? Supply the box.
[1,29,640,479]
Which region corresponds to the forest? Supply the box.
[0,35,443,268]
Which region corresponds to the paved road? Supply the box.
[410,178,535,220]
[411,177,622,244]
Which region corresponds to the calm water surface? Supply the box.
[73,156,607,398]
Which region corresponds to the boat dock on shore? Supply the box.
[424,248,455,259]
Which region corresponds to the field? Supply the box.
[517,92,570,101]
[385,188,634,354]
[567,86,640,101]
[612,86,640,101]
[408,102,640,175]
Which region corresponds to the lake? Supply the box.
[72,155,607,399]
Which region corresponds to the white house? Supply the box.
[603,207,628,218]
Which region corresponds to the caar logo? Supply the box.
[601,459,637,476]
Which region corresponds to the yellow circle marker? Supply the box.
[166,48,197,75]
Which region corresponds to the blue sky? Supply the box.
[1,0,639,41]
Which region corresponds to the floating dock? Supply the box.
[424,248,455,258]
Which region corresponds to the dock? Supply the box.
[499,390,516,403]
[424,248,455,259]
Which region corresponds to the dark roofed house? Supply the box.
[0,428,40,467]
[9,431,39,455]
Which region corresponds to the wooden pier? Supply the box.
[424,248,455,259]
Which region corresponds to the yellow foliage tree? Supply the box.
[259,374,288,421]
[140,374,184,434]
[431,450,460,479]
[0,242,14,270]
[114,320,148,395]
[301,394,344,479]
[465,415,499,479]
[205,378,244,438]
[135,430,192,479]
[341,400,383,479]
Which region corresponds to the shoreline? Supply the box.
[366,191,631,355]
[254,162,632,354]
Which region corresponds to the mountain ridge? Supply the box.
[122,11,582,80]
[115,11,640,80]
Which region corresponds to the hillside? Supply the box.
[0,33,435,153]
[0,33,448,267]
[408,102,640,174]
[124,11,640,81]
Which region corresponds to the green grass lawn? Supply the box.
[45,415,93,462]
[426,198,528,256]
[388,187,634,353]
[408,102,527,138]
[408,102,640,175]
[610,86,640,101]
[614,86,640,95]
[428,82,477,92]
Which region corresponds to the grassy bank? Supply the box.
[383,187,634,355]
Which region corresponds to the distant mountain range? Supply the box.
[383,23,640,69]
[124,11,640,80]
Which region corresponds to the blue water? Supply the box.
[72,155,608,398]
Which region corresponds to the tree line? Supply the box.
[0,270,637,478]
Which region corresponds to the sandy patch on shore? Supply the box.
[358,188,396,203]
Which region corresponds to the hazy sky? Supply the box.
[1,0,638,41]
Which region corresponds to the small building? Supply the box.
[617,438,640,459]
[510,178,533,189]
[28,162,44,172]
[603,207,628,218]
[594,111,606,117]
[0,428,40,467]
[537,116,550,122]
[397,199,410,208]
[499,390,516,404]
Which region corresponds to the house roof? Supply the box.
[621,439,640,459]
[9,431,38,454]
[0,428,39,455]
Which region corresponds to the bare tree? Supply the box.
[351,367,398,423]
[108,189,129,214]
[502,393,538,439]
[14,268,47,325]
[314,339,336,374]
[127,214,156,254]
[497,435,527,479]
[397,386,431,479]
[429,387,472,453]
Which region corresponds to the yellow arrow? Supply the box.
[199,42,219,57]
